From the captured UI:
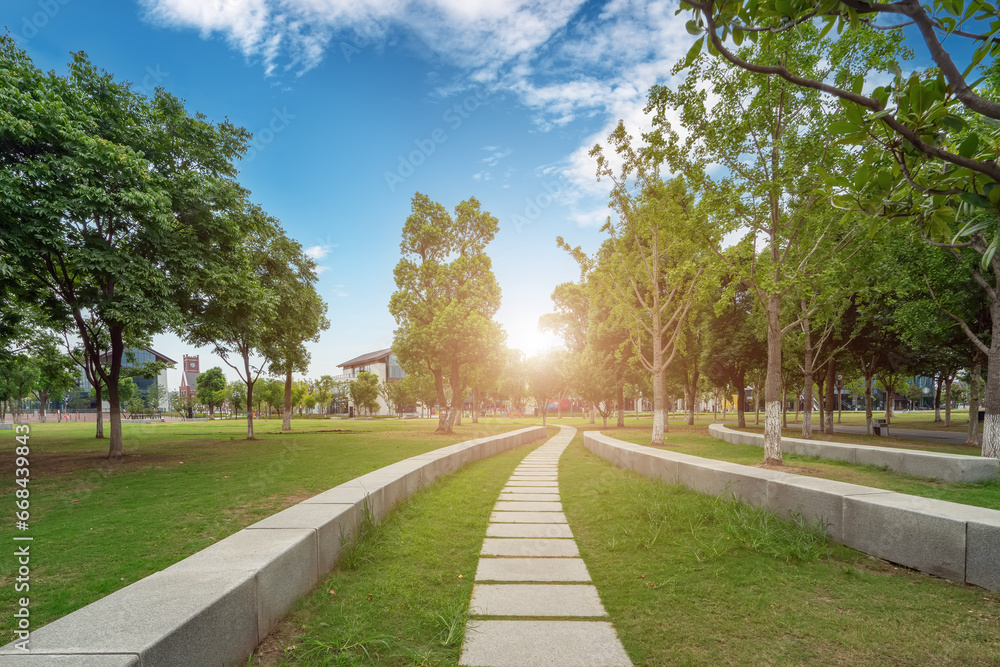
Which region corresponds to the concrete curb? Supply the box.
[584,431,1000,592]
[708,423,998,483]
[0,426,547,666]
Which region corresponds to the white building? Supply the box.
[334,348,406,416]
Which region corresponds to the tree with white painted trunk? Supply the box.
[647,25,892,463]
[569,126,709,446]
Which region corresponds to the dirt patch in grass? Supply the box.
[753,462,826,475]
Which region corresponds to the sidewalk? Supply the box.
[459,426,632,667]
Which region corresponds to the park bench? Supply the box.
[873,418,889,436]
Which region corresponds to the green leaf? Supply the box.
[958,133,979,157]
[686,20,702,35]
[684,37,705,68]
[941,115,966,132]
[732,27,744,46]
[959,192,991,209]
[775,0,793,16]
[983,237,998,271]
[828,120,858,135]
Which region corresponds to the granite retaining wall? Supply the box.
[584,431,1000,593]
[0,426,547,666]
[709,423,998,483]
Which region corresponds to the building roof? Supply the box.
[98,347,177,366]
[338,348,392,369]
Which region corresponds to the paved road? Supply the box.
[833,423,980,446]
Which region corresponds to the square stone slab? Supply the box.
[490,511,567,524]
[493,501,563,512]
[476,558,591,582]
[505,481,557,487]
[500,493,561,501]
[481,538,579,557]
[509,477,558,482]
[487,523,574,538]
[469,584,607,617]
[460,620,632,667]
[502,487,560,495]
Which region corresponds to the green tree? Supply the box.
[258,378,284,417]
[527,353,562,426]
[184,203,294,438]
[314,375,336,416]
[564,143,708,446]
[646,24,891,461]
[349,371,380,416]
[0,355,38,422]
[379,379,412,417]
[196,367,227,419]
[227,380,246,418]
[682,0,1000,456]
[303,393,317,415]
[0,38,248,457]
[31,344,80,422]
[389,193,502,434]
[263,236,329,431]
[701,274,767,428]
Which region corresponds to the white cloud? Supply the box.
[315,265,331,275]
[304,244,331,260]
[141,0,702,231]
[141,0,586,74]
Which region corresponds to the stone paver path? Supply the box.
[459,426,632,667]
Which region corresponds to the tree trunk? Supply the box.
[816,374,825,431]
[282,367,293,431]
[589,402,595,424]
[735,372,747,428]
[984,341,1000,457]
[763,298,783,465]
[557,392,563,419]
[105,329,125,459]
[824,360,835,435]
[95,384,104,439]
[864,372,874,435]
[435,369,453,434]
[944,375,953,427]
[246,382,255,439]
[616,385,625,427]
[934,372,943,422]
[651,359,666,446]
[968,355,982,447]
[472,386,479,424]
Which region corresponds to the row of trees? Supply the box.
[546,3,1000,463]
[0,37,329,457]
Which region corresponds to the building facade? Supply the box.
[333,348,406,416]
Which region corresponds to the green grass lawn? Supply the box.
[559,435,1000,666]
[0,417,534,631]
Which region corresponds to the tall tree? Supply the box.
[571,127,709,446]
[30,342,80,422]
[195,367,227,419]
[349,371,380,416]
[527,353,563,426]
[681,0,1000,455]
[647,24,891,462]
[183,203,292,439]
[0,39,248,457]
[389,193,502,434]
[701,272,767,428]
[261,234,329,431]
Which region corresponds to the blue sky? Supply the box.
[3,0,694,391]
